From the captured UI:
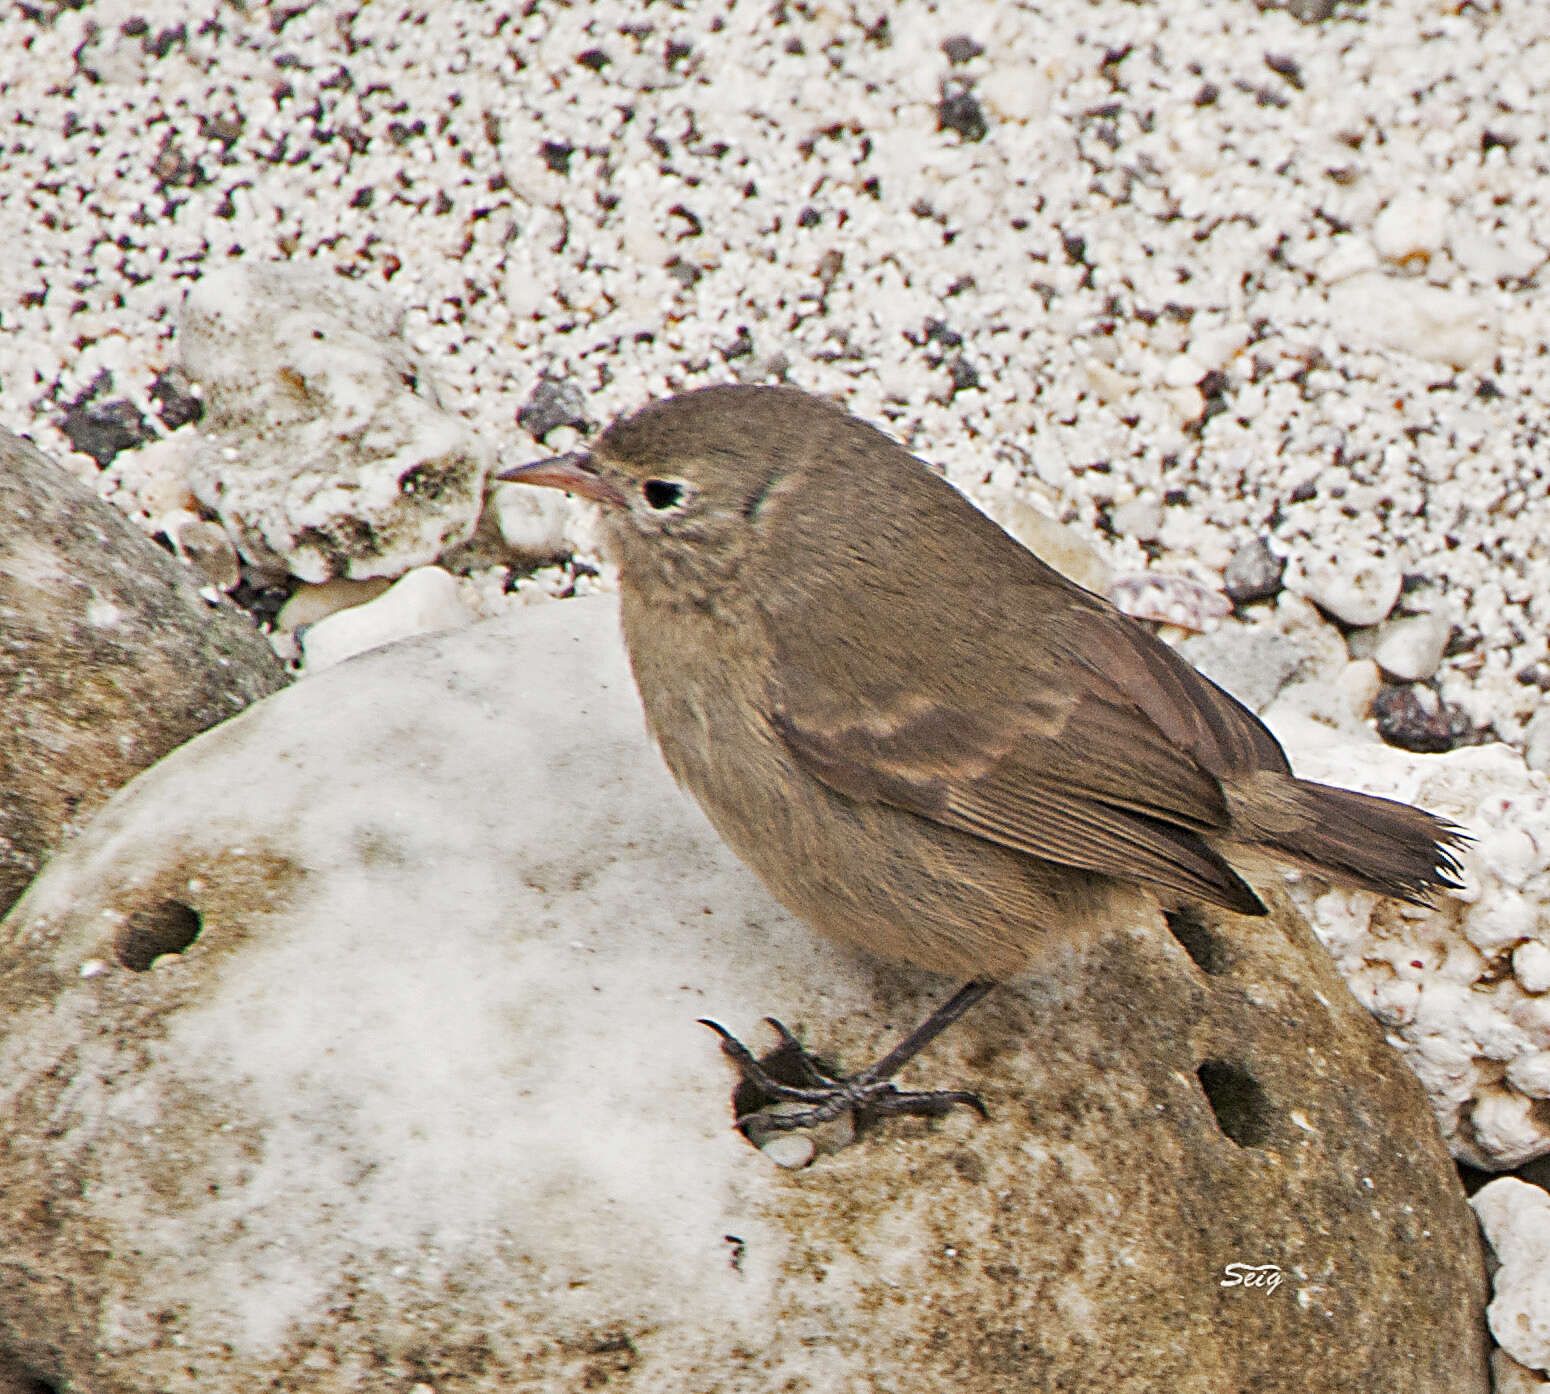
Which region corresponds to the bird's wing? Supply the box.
[764,563,1284,916]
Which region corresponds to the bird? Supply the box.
[499,384,1465,1144]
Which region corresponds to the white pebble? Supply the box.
[1372,612,1450,682]
[757,1132,816,1169]
[491,481,582,563]
[1506,1050,1550,1100]
[1323,270,1496,372]
[1470,1090,1548,1168]
[1524,708,1550,775]
[277,577,393,634]
[1473,1178,1550,1370]
[1296,552,1402,628]
[300,567,474,672]
[1514,942,1550,995]
[1371,194,1449,266]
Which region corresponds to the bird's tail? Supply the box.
[1226,773,1468,905]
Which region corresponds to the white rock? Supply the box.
[180,263,489,583]
[1506,1051,1550,1100]
[1451,227,1547,286]
[1473,1179,1550,1372]
[1108,497,1164,542]
[490,480,584,562]
[1294,552,1403,629]
[1109,572,1230,632]
[277,577,394,634]
[1373,612,1451,683]
[1334,658,1383,724]
[0,596,1484,1389]
[1471,1091,1547,1167]
[1517,942,1550,995]
[1185,325,1249,373]
[1161,354,1206,389]
[1323,270,1497,372]
[1371,195,1450,266]
[300,566,474,671]
[1525,708,1550,776]
[1080,358,1138,406]
[1315,235,1382,284]
[165,511,241,592]
[1275,718,1550,1167]
[1160,385,1206,426]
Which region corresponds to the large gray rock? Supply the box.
[0,429,287,918]
[0,597,1488,1392]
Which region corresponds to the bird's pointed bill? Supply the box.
[497,452,625,507]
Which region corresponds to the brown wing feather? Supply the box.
[749,421,1286,916]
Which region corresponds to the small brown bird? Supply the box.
[501,385,1464,1140]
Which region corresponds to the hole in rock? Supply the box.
[114,899,203,971]
[1197,1058,1272,1148]
[1165,909,1229,974]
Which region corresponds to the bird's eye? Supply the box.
[642,478,685,510]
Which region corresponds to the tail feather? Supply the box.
[1257,779,1468,905]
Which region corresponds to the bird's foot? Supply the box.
[698,1014,988,1149]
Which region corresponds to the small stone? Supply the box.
[1515,942,1550,995]
[937,81,987,142]
[1108,572,1230,632]
[1334,658,1382,722]
[1175,626,1304,713]
[1108,497,1163,541]
[517,376,589,441]
[1525,707,1550,774]
[491,481,581,563]
[757,1132,815,1169]
[150,367,204,429]
[276,577,393,634]
[1470,1093,1547,1169]
[1472,1178,1550,1370]
[1224,537,1285,605]
[300,566,474,671]
[1374,684,1471,753]
[60,395,154,468]
[1081,358,1138,405]
[1506,1050,1550,1100]
[1298,552,1402,628]
[941,34,983,64]
[1373,612,1451,683]
[1371,195,1449,266]
[1257,0,1336,22]
[1323,270,1496,373]
[167,513,241,592]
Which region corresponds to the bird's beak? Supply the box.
[496,452,627,508]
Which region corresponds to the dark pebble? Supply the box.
[518,376,589,441]
[1374,684,1472,754]
[1223,536,1285,605]
[60,398,153,467]
[937,82,988,142]
[941,34,984,64]
[151,368,204,429]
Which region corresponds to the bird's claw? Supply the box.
[698,1017,988,1147]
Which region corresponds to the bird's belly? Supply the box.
[638,656,1102,982]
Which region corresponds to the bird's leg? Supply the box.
[699,978,996,1145]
